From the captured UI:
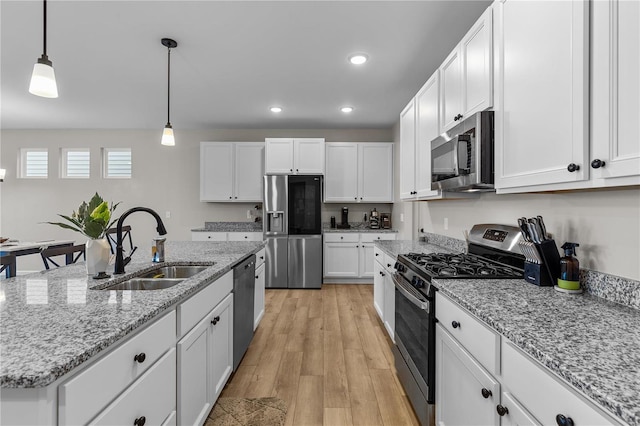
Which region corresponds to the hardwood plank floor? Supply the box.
[220,284,419,426]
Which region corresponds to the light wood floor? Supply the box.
[220,284,420,426]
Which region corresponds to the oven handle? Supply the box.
[393,274,429,311]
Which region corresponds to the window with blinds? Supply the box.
[103,148,132,178]
[61,149,90,178]
[20,148,48,178]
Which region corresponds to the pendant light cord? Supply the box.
[43,0,47,56]
[167,47,171,125]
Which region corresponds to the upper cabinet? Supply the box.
[265,138,325,174]
[325,142,393,203]
[494,0,590,190]
[400,100,417,200]
[200,142,264,202]
[440,7,493,132]
[591,0,640,184]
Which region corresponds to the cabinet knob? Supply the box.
[496,405,509,416]
[296,169,299,172]
[355,197,358,200]
[453,114,463,121]
[134,416,146,426]
[591,159,606,169]
[208,236,211,239]
[244,236,248,239]
[451,320,460,329]
[375,253,379,256]
[360,197,363,200]
[256,275,259,279]
[481,388,492,399]
[235,196,238,199]
[340,236,343,240]
[290,169,293,172]
[387,264,391,268]
[556,414,575,426]
[567,163,580,172]
[260,256,264,260]
[229,196,232,199]
[381,272,385,277]
[133,353,146,363]
[211,315,220,325]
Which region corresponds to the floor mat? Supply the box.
[205,397,287,426]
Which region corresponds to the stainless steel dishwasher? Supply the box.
[233,254,256,371]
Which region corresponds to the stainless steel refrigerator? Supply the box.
[264,175,323,289]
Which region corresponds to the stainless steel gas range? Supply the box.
[392,224,525,426]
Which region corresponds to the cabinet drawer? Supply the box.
[178,270,233,337]
[255,248,266,268]
[502,341,619,426]
[360,233,397,243]
[436,293,500,375]
[92,348,176,426]
[59,311,176,426]
[191,232,227,242]
[228,232,262,241]
[324,233,359,243]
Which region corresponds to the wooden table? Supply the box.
[0,240,76,278]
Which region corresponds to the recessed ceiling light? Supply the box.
[341,107,354,113]
[348,54,368,65]
[270,107,282,113]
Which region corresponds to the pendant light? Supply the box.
[161,38,178,146]
[29,0,58,98]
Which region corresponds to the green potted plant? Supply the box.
[46,193,120,276]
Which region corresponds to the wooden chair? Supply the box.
[41,244,86,270]
[105,225,134,255]
[1,254,16,278]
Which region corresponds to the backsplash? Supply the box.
[423,232,640,311]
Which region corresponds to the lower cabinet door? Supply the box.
[92,349,176,426]
[359,242,375,278]
[500,392,541,426]
[324,242,359,277]
[254,263,265,330]
[383,271,395,341]
[436,324,500,426]
[209,293,234,403]
[373,260,385,321]
[178,311,214,426]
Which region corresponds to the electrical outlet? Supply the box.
[444,217,449,230]
[165,211,171,219]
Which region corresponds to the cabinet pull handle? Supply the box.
[496,405,509,416]
[556,414,575,426]
[591,159,606,169]
[567,163,580,172]
[211,316,220,325]
[134,416,146,426]
[481,388,492,399]
[133,353,146,363]
[451,321,460,329]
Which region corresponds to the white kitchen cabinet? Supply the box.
[591,0,640,184]
[325,233,397,280]
[92,349,176,426]
[192,231,262,242]
[415,72,441,199]
[265,138,325,174]
[399,99,417,200]
[254,248,266,330]
[325,142,393,203]
[200,142,264,202]
[177,293,233,426]
[382,263,395,340]
[494,0,589,190]
[436,324,500,426]
[373,252,385,320]
[439,7,493,132]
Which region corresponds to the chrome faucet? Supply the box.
[114,207,167,274]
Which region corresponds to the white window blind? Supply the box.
[20,149,48,178]
[62,149,90,178]
[103,148,132,178]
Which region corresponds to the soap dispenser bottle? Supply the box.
[557,242,580,291]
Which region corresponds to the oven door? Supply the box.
[393,273,435,403]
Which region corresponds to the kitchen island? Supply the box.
[0,240,265,425]
[376,240,640,426]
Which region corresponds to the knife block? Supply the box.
[526,239,561,286]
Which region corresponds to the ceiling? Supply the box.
[1,1,492,130]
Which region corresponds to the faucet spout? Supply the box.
[114,207,167,274]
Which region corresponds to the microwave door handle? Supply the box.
[452,136,461,176]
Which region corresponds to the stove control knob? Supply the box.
[415,278,425,288]
[394,262,400,270]
[411,276,418,287]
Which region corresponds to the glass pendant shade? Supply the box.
[161,125,175,146]
[29,56,58,98]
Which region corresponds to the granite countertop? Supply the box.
[375,240,640,425]
[323,222,398,233]
[192,221,263,232]
[0,240,265,389]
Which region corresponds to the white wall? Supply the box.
[415,189,640,281]
[0,128,392,271]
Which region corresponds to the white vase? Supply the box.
[86,238,111,276]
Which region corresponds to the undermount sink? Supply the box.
[99,264,211,290]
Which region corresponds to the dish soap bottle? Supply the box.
[557,242,580,292]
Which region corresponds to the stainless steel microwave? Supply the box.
[431,111,495,192]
